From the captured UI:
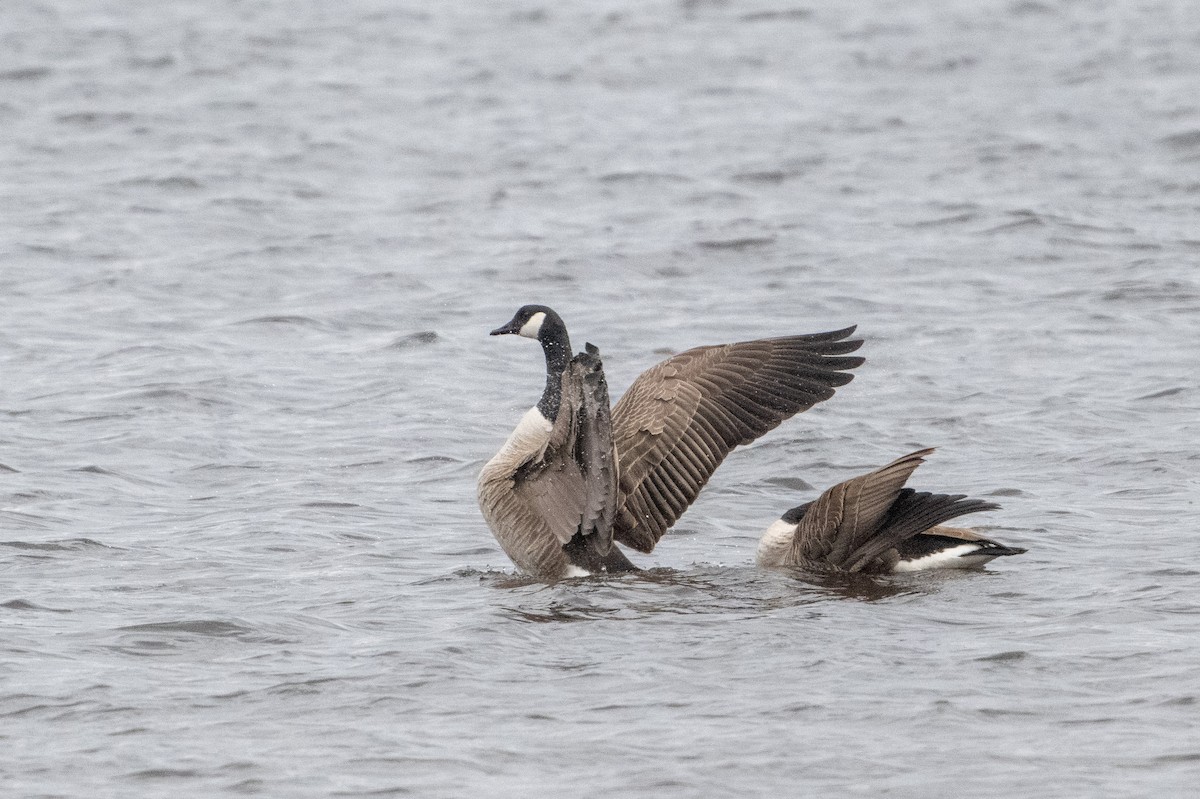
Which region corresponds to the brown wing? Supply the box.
[843,491,1001,572]
[511,346,617,552]
[611,327,864,553]
[574,344,618,551]
[792,448,933,567]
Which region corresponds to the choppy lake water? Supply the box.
[3,0,1199,796]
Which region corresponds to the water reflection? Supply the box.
[480,563,950,622]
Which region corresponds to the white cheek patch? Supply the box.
[518,311,546,339]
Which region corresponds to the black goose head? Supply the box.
[491,305,573,420]
[491,304,566,341]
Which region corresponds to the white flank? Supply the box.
[482,406,553,473]
[891,543,991,572]
[563,565,591,578]
[756,518,798,567]
[518,311,546,339]
[512,404,552,436]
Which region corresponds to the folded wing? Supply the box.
[794,448,932,566]
[512,345,618,554]
[844,491,1000,572]
[790,448,1000,573]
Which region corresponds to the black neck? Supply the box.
[782,502,812,524]
[536,316,572,420]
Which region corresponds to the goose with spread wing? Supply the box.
[477,304,865,578]
[756,448,1026,573]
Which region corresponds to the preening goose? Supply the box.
[756,448,1026,573]
[478,304,865,578]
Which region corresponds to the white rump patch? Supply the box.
[756,519,798,567]
[892,543,990,572]
[518,311,546,339]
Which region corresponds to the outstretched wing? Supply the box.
[611,327,864,553]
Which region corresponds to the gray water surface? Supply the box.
[3,0,1199,796]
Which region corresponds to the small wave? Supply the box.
[731,170,788,184]
[405,455,461,466]
[740,9,813,22]
[57,111,136,127]
[1049,235,1161,251]
[1159,130,1200,153]
[0,67,52,81]
[61,413,137,426]
[1145,568,1200,578]
[117,175,203,190]
[125,769,202,780]
[652,266,688,278]
[210,196,267,210]
[70,465,162,486]
[1136,386,1186,400]
[117,620,253,637]
[1154,752,1200,764]
[1009,1,1058,15]
[598,171,691,184]
[94,343,202,362]
[265,677,345,696]
[1058,219,1135,234]
[128,55,175,70]
[684,190,747,205]
[1,599,72,613]
[389,331,439,349]
[345,754,492,773]
[975,650,1029,663]
[696,236,776,250]
[900,212,976,228]
[1102,279,1198,303]
[979,210,1046,233]
[411,198,459,214]
[188,462,266,472]
[763,476,815,491]
[0,538,112,552]
[100,384,236,409]
[231,314,330,329]
[108,619,298,651]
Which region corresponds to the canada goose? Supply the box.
[477,304,865,578]
[756,448,1026,573]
